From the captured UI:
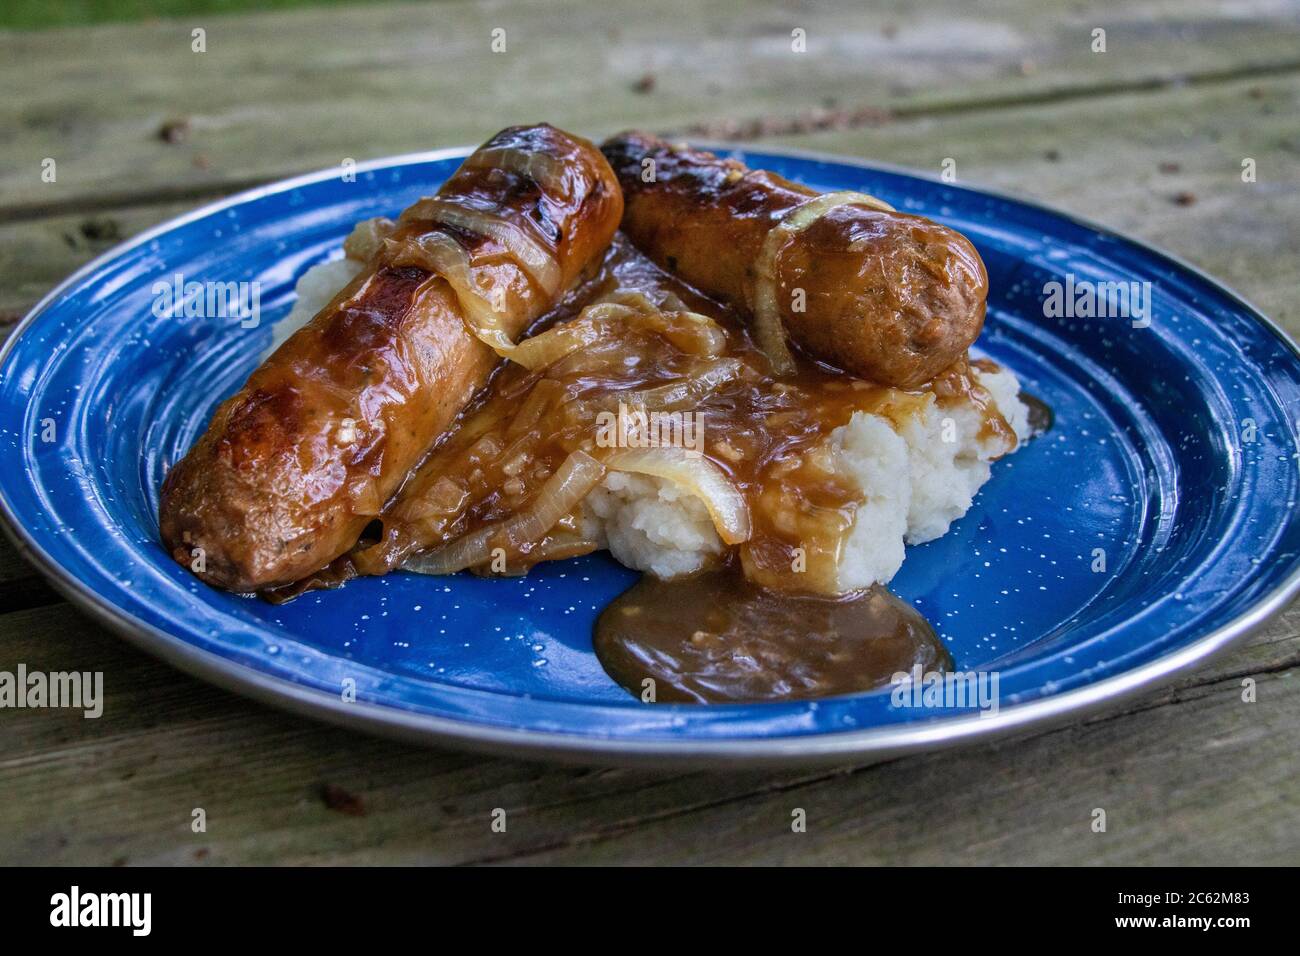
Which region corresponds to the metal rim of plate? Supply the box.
[1,143,1298,768]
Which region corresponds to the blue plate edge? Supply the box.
[1,143,1298,768]
[3,506,1293,769]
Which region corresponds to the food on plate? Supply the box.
[161,124,1048,702]
[159,124,622,591]
[277,236,1027,595]
[601,131,987,388]
[593,570,951,704]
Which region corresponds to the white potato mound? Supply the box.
[835,365,1030,591]
[822,412,912,590]
[268,250,1032,594]
[584,370,1032,593]
[583,472,724,579]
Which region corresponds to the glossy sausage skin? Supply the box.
[160,124,622,591]
[601,131,987,388]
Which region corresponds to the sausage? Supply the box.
[601,131,987,388]
[160,124,622,591]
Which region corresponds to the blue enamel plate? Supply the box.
[2,146,1298,767]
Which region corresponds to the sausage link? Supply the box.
[601,131,987,388]
[161,124,622,591]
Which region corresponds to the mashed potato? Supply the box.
[580,369,1030,592]
[276,240,1031,594]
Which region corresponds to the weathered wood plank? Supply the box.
[3,0,1299,213]
[1,3,1298,866]
[512,669,1300,865]
[0,601,1294,864]
[3,73,1293,329]
[1,74,1294,335]
[0,202,195,317]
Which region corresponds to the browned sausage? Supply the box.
[601,131,986,388]
[160,124,622,592]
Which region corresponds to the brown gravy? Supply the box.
[1020,390,1055,435]
[317,237,1017,594]
[595,567,951,704]
[268,235,1047,707]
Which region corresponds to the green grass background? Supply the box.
[1,1,397,30]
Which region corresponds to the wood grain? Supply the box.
[0,0,1297,865]
[2,0,1298,215]
[0,601,1294,864]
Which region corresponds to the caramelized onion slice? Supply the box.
[402,450,605,576]
[387,238,730,375]
[463,146,571,197]
[516,535,601,565]
[654,311,728,357]
[604,447,751,545]
[385,233,518,357]
[507,295,729,370]
[616,358,744,412]
[581,290,728,357]
[751,190,896,376]
[400,196,561,296]
[508,302,639,369]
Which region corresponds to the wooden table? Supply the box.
[2,0,1297,865]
